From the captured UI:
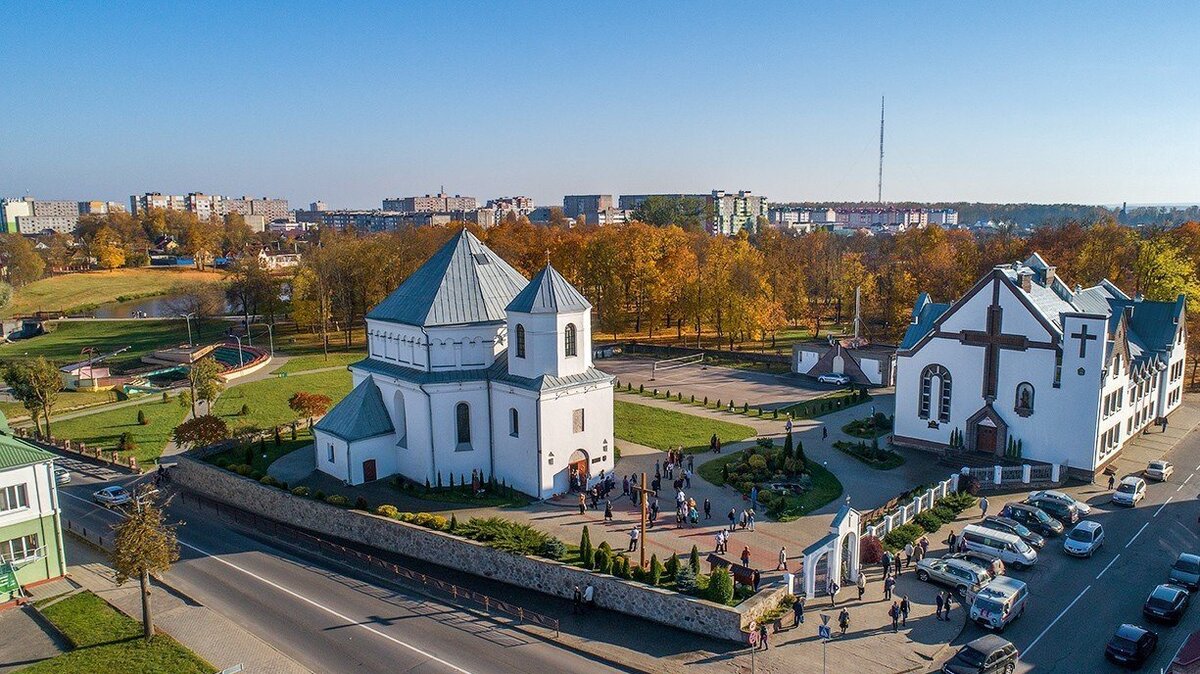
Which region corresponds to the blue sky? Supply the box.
[1,1,1197,208]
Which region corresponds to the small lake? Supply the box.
[91,294,237,318]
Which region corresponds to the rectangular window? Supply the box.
[327,444,335,463]
[1,534,39,563]
[573,409,585,433]
[1053,350,1063,388]
[0,484,28,512]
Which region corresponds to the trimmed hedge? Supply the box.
[883,523,924,550]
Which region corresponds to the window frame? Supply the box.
[456,402,472,448]
[515,324,526,359]
[564,323,577,358]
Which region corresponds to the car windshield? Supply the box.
[1151,462,1166,469]
[1148,595,1176,610]
[975,598,1005,614]
[1174,558,1200,574]
[1118,483,1137,494]
[954,647,988,667]
[1068,528,1093,542]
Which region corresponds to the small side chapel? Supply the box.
[312,229,615,499]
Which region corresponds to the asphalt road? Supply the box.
[948,424,1200,673]
[57,470,632,674]
[595,355,835,409]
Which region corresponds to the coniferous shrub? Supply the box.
[137,410,148,425]
[689,545,701,574]
[649,554,664,585]
[706,567,735,604]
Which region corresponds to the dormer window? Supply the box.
[564,323,577,357]
[515,324,526,359]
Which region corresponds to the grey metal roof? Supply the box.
[506,264,591,314]
[313,375,395,442]
[365,229,530,328]
[900,296,949,349]
[349,350,613,393]
[490,350,613,392]
[1109,295,1185,363]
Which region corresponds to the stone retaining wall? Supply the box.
[174,451,786,642]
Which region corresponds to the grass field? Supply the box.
[0,319,227,372]
[0,389,123,421]
[26,591,212,674]
[698,454,843,521]
[5,268,227,317]
[613,399,755,453]
[270,352,362,374]
[212,369,353,431]
[51,398,188,463]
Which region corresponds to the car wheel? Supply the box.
[1004,663,1015,674]
[917,570,929,582]
[956,585,967,598]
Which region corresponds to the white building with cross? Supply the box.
[312,229,614,498]
[893,253,1187,478]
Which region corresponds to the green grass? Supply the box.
[833,440,906,470]
[208,433,314,474]
[270,352,362,375]
[1,389,125,421]
[29,591,212,674]
[776,388,871,419]
[211,369,353,431]
[613,399,755,453]
[50,398,188,463]
[698,455,842,521]
[0,319,228,372]
[5,267,226,317]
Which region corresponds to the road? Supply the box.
[948,424,1200,673]
[57,467,634,674]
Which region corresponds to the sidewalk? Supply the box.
[62,535,312,674]
[1105,393,1200,480]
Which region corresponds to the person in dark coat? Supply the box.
[900,596,910,627]
[935,591,945,620]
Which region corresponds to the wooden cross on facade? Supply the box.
[961,304,1028,399]
[628,472,652,570]
[1071,324,1098,358]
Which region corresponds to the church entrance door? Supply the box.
[975,426,997,455]
[362,459,377,482]
[568,449,590,490]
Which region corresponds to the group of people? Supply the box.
[571,583,596,614]
[879,535,930,578]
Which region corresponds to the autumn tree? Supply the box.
[91,224,126,270]
[5,358,61,439]
[111,484,179,641]
[288,391,332,427]
[187,357,224,416]
[0,234,45,286]
[172,414,230,449]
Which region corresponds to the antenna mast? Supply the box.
[877,95,885,204]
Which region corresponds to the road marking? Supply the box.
[1025,584,1090,656]
[1127,522,1151,548]
[1187,474,1195,485]
[179,540,475,674]
[1179,484,1186,492]
[1155,497,1175,517]
[60,491,475,674]
[1096,554,1121,580]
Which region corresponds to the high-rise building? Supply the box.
[309,201,328,212]
[383,192,477,212]
[0,198,34,234]
[222,196,291,222]
[16,215,76,235]
[130,192,188,214]
[130,192,288,221]
[78,201,124,215]
[562,195,614,225]
[707,190,767,236]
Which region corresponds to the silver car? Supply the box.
[916,557,994,599]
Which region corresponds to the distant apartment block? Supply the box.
[309,201,328,212]
[78,201,124,215]
[0,198,33,234]
[617,193,707,210]
[383,192,477,212]
[130,192,289,221]
[16,215,76,235]
[708,190,767,236]
[488,196,535,222]
[928,208,959,226]
[223,196,291,222]
[562,195,614,225]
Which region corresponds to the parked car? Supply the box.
[970,576,1028,632]
[1105,624,1158,668]
[1113,477,1147,507]
[1000,502,1064,537]
[960,525,1038,570]
[981,515,1045,549]
[1143,584,1190,625]
[915,557,994,599]
[1146,460,1174,482]
[1170,554,1200,590]
[53,466,70,484]
[941,634,1020,674]
[92,486,131,507]
[817,373,851,385]
[1024,493,1081,525]
[1031,489,1092,515]
[1063,520,1105,558]
[947,551,1007,578]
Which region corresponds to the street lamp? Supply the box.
[179,313,195,347]
[265,323,274,357]
[231,335,245,367]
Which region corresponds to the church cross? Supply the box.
[628,472,652,571]
[961,305,1028,399]
[1071,324,1098,358]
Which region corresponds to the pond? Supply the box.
[91,293,237,318]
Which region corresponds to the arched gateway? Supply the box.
[800,501,861,598]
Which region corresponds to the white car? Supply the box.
[1064,520,1105,558]
[1030,489,1092,516]
[1112,476,1147,507]
[1146,460,1174,482]
[53,467,71,484]
[817,373,851,385]
[92,486,131,507]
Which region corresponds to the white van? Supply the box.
[961,524,1038,569]
[970,576,1028,632]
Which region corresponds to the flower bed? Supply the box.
[698,439,842,521]
[832,439,905,470]
[841,412,894,439]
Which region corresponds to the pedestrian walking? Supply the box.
[748,510,756,531]
[573,585,582,614]
[704,497,712,520]
[838,607,849,636]
[785,417,793,433]
[710,433,718,453]
[741,546,751,567]
[946,529,957,551]
[900,596,910,627]
[628,526,639,552]
[1108,473,1116,490]
[881,549,892,572]
[884,575,895,600]
[578,492,586,515]
[740,509,748,530]
[728,507,737,532]
[889,601,900,632]
[758,622,769,650]
[1164,417,1170,433]
[715,530,726,553]
[943,592,953,620]
[904,542,914,567]
[918,535,929,557]
[793,596,805,626]
[776,547,787,571]
[979,495,989,518]
[822,426,828,440]
[893,552,902,576]
[935,591,945,620]
[684,469,692,488]
[828,580,839,607]
[687,455,694,472]
[584,583,594,611]
[604,499,613,522]
[856,572,866,600]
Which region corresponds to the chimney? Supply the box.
[1017,270,1033,293]
[1044,265,1056,286]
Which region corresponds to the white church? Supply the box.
[894,253,1187,478]
[313,229,614,499]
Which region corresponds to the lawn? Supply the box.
[698,454,843,521]
[4,267,227,317]
[776,388,871,419]
[270,351,362,375]
[0,319,228,372]
[51,398,188,463]
[209,433,315,475]
[613,399,755,453]
[212,369,353,431]
[26,591,212,674]
[1,389,124,421]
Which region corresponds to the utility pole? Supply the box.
[877,95,885,204]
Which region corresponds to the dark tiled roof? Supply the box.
[1108,295,1185,364]
[314,375,395,442]
[506,264,591,314]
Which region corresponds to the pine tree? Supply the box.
[665,553,679,578]
[449,514,458,531]
[579,526,593,568]
[649,554,664,585]
[689,545,701,574]
[783,431,794,460]
[796,439,807,466]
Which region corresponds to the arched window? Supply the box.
[393,391,408,447]
[1014,382,1034,417]
[455,402,471,446]
[515,324,526,359]
[509,408,519,437]
[564,323,577,357]
[919,364,952,422]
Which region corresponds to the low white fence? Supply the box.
[965,463,1065,488]
[862,474,959,540]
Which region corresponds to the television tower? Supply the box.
[877,96,885,204]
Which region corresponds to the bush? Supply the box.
[689,545,701,574]
[932,505,957,524]
[413,512,449,530]
[595,547,613,575]
[249,471,263,481]
[137,410,148,425]
[665,553,680,579]
[860,535,884,564]
[649,554,664,585]
[883,523,924,551]
[631,565,646,582]
[314,490,325,501]
[291,486,310,497]
[706,567,735,604]
[540,537,567,561]
[579,526,593,568]
[939,491,978,513]
[675,564,698,593]
[240,404,250,416]
[325,494,349,506]
[455,516,551,555]
[259,475,277,487]
[397,512,416,523]
[215,457,229,468]
[354,496,369,511]
[914,510,942,533]
[375,504,400,518]
[117,431,137,452]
